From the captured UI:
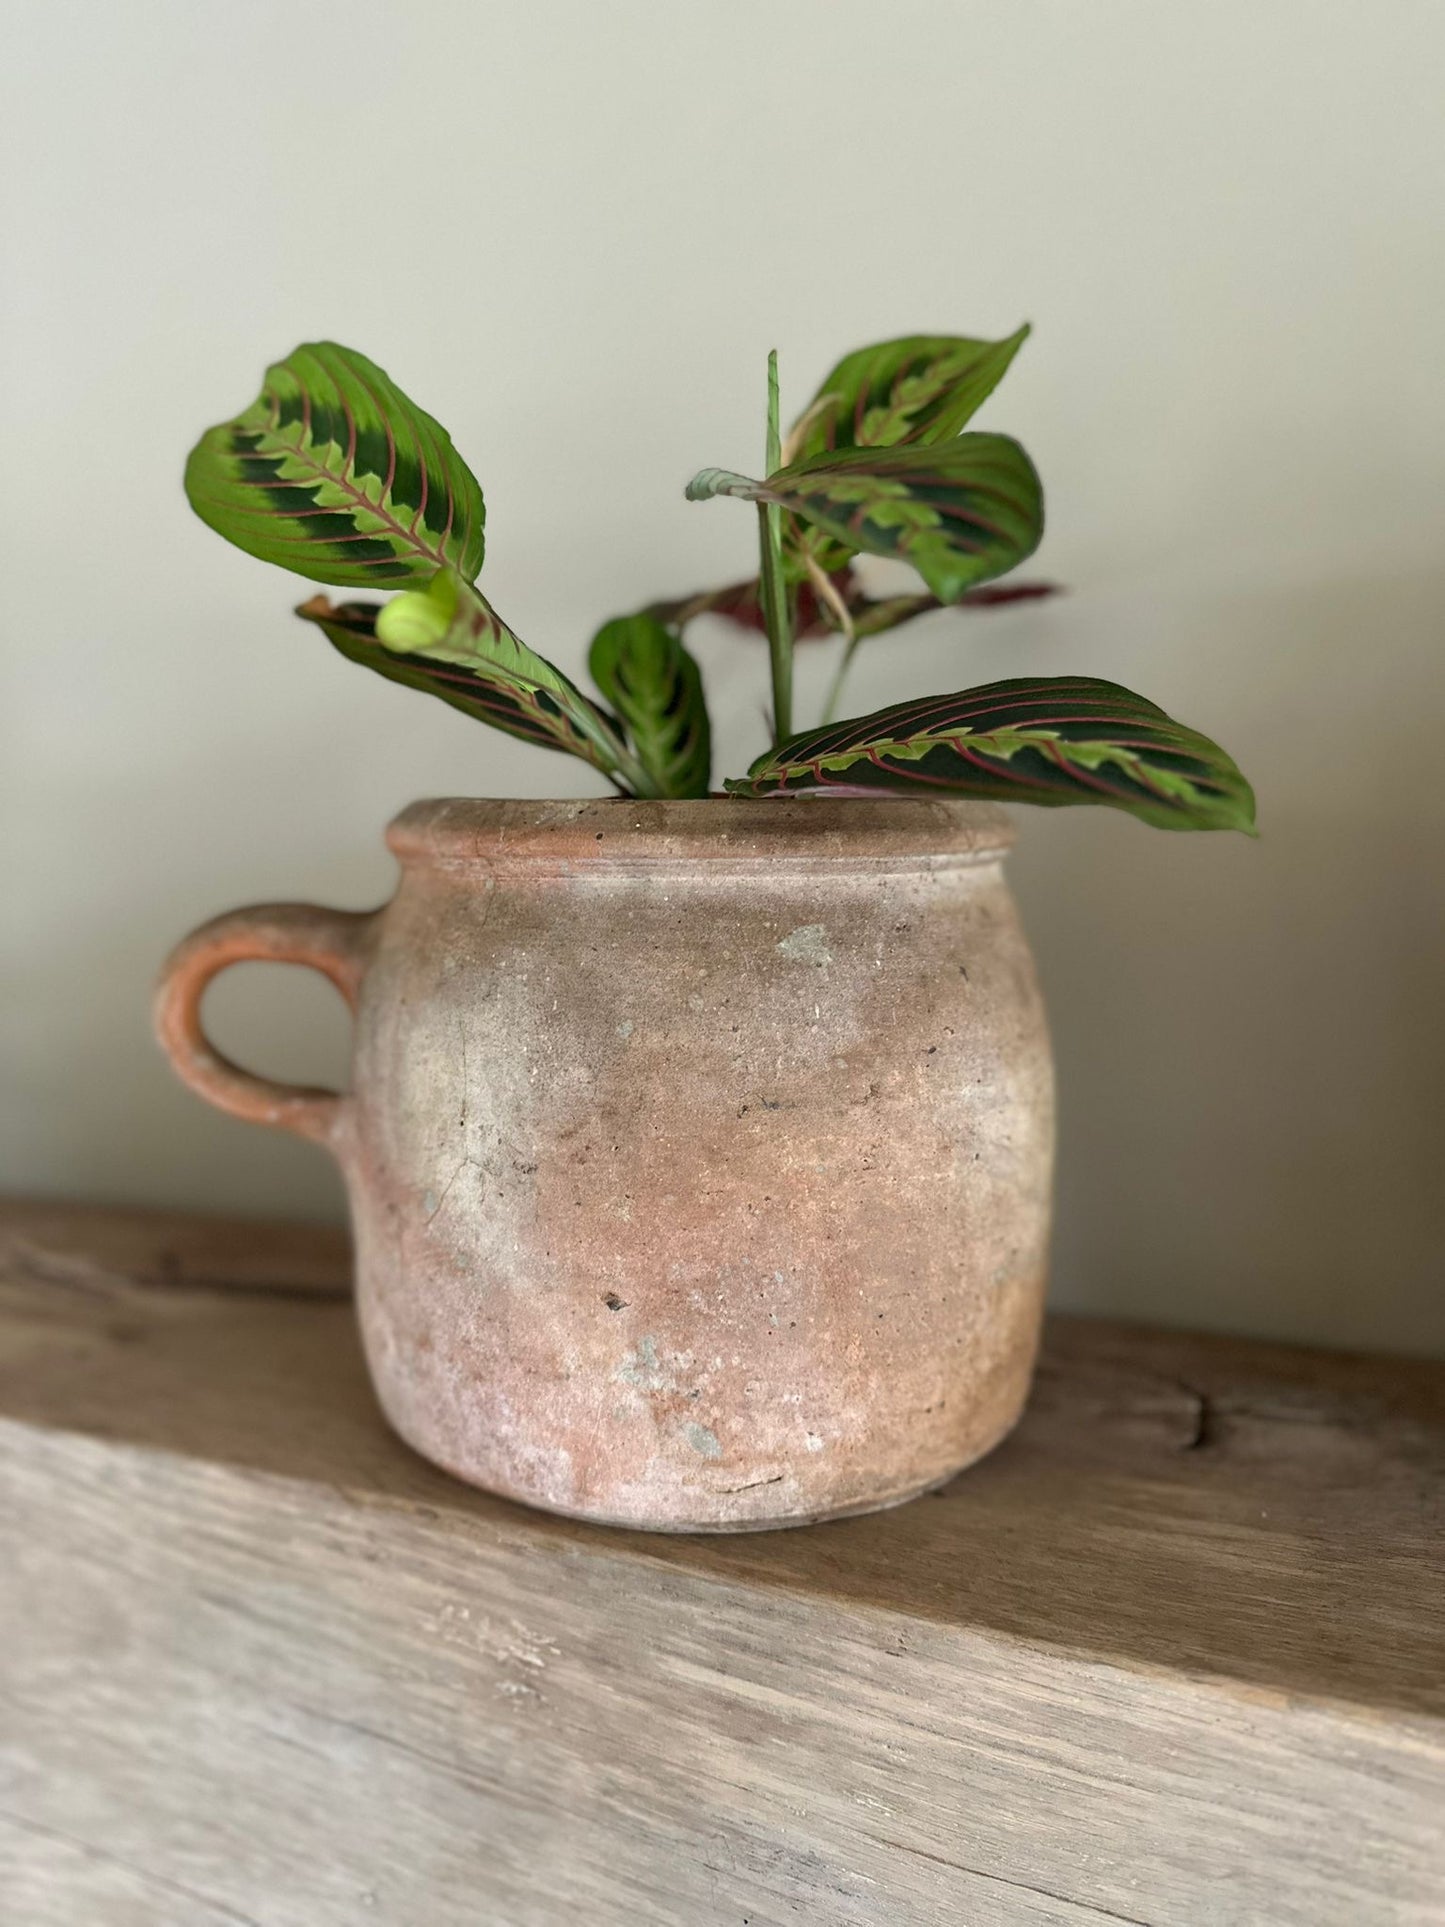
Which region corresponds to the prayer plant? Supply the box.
[184,332,1254,832]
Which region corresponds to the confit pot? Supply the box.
[155,797,1054,1531]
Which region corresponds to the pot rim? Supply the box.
[386,796,1015,874]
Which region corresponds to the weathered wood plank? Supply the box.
[1,1200,1441,1925]
[0,1197,350,1299]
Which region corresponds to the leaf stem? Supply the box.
[570,700,662,797]
[758,349,794,746]
[802,553,854,639]
[819,633,862,727]
[605,741,665,799]
[803,552,858,728]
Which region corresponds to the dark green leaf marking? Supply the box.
[588,613,711,798]
[688,435,1043,604]
[787,326,1030,462]
[185,342,486,588]
[724,676,1256,833]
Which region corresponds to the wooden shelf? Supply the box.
[2,1199,1441,1925]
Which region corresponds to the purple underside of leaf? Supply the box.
[648,572,1058,641]
[294,596,612,760]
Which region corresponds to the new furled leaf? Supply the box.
[588,614,711,798]
[786,326,1030,464]
[297,573,637,786]
[687,434,1043,604]
[724,677,1256,833]
[185,341,486,588]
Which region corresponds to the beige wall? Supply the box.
[4,1,1442,1353]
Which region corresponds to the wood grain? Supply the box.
[1,1198,1441,1925]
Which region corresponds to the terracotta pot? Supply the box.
[155,798,1054,1531]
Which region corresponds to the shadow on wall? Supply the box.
[1008,565,1445,1355]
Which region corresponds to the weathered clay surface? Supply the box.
[156,798,1055,1530]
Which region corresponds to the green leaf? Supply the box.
[587,613,711,798]
[297,573,638,786]
[185,341,486,589]
[723,677,1256,833]
[687,434,1043,604]
[770,327,1033,587]
[786,326,1030,463]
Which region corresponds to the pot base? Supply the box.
[523,1467,961,1535]
[381,1405,1025,1535]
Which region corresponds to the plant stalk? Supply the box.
[758,349,794,746]
[819,633,862,727]
[576,711,662,798]
[607,736,666,799]
[803,554,858,728]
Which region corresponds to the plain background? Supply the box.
[2,1,1441,1354]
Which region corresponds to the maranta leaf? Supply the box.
[186,341,485,589]
[297,574,629,781]
[786,326,1030,463]
[588,613,711,798]
[723,676,1256,833]
[687,434,1043,604]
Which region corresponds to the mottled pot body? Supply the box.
[157,798,1054,1531]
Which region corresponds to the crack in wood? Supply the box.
[857,1829,1154,1924]
[1177,1380,1219,1452]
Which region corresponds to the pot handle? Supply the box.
[153,903,375,1146]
